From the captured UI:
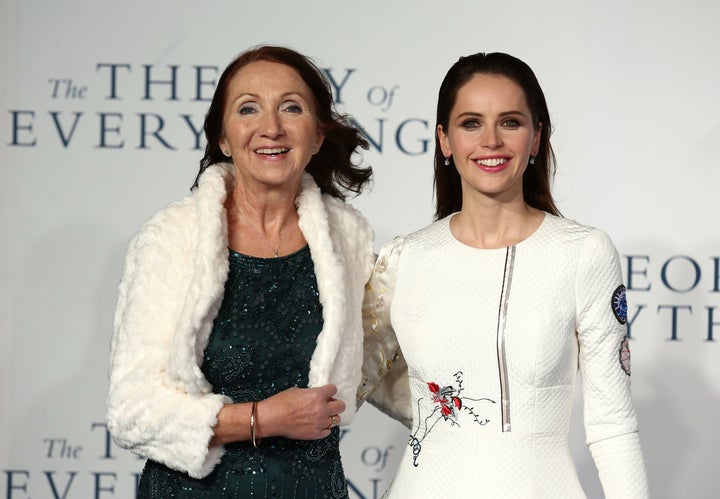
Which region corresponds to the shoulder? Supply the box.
[409,215,452,238]
[540,214,616,252]
[395,215,451,251]
[542,213,593,238]
[373,216,450,272]
[127,197,195,257]
[297,173,373,240]
[129,163,230,251]
[540,215,621,281]
[323,196,374,271]
[323,194,372,235]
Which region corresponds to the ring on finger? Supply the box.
[327,414,339,429]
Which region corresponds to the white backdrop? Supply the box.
[2,1,719,497]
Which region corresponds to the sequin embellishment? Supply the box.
[136,246,348,498]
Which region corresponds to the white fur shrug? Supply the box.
[106,163,374,479]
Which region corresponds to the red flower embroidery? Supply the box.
[410,374,495,467]
[427,382,462,420]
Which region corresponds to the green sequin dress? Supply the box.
[137,246,349,498]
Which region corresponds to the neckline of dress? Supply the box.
[228,244,310,262]
[443,211,550,252]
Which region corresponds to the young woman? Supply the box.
[361,52,649,498]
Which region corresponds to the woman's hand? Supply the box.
[210,384,345,446]
[258,384,345,440]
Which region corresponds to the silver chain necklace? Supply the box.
[234,207,294,257]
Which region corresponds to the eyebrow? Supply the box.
[455,110,527,119]
[233,92,306,101]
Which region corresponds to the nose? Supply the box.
[482,127,502,148]
[260,111,284,138]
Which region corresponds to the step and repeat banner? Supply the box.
[2,1,719,497]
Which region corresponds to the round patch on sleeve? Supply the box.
[611,285,627,324]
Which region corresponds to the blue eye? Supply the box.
[461,119,480,129]
[502,118,520,128]
[283,103,303,113]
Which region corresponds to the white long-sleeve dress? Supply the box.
[363,213,649,499]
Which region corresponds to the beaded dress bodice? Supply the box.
[137,246,348,498]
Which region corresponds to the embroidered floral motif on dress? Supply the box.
[619,336,631,376]
[408,372,495,467]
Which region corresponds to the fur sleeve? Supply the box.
[318,195,376,424]
[107,209,231,479]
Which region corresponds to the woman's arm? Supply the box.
[107,219,231,479]
[357,237,413,428]
[210,385,346,446]
[576,229,649,498]
[109,214,351,477]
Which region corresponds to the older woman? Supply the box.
[106,45,374,498]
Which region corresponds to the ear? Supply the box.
[531,122,542,156]
[437,124,452,158]
[313,132,325,155]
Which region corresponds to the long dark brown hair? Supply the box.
[434,52,559,219]
[193,45,372,200]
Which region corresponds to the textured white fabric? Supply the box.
[357,234,413,428]
[107,163,374,478]
[370,213,648,498]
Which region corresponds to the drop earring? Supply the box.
[529,155,536,165]
[444,156,451,167]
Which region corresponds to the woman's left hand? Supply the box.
[210,384,345,446]
[257,384,345,440]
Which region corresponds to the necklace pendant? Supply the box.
[274,250,279,257]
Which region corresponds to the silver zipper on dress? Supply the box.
[496,245,516,432]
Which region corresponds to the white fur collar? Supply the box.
[167,163,351,396]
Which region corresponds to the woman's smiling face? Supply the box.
[438,73,540,204]
[219,60,325,190]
